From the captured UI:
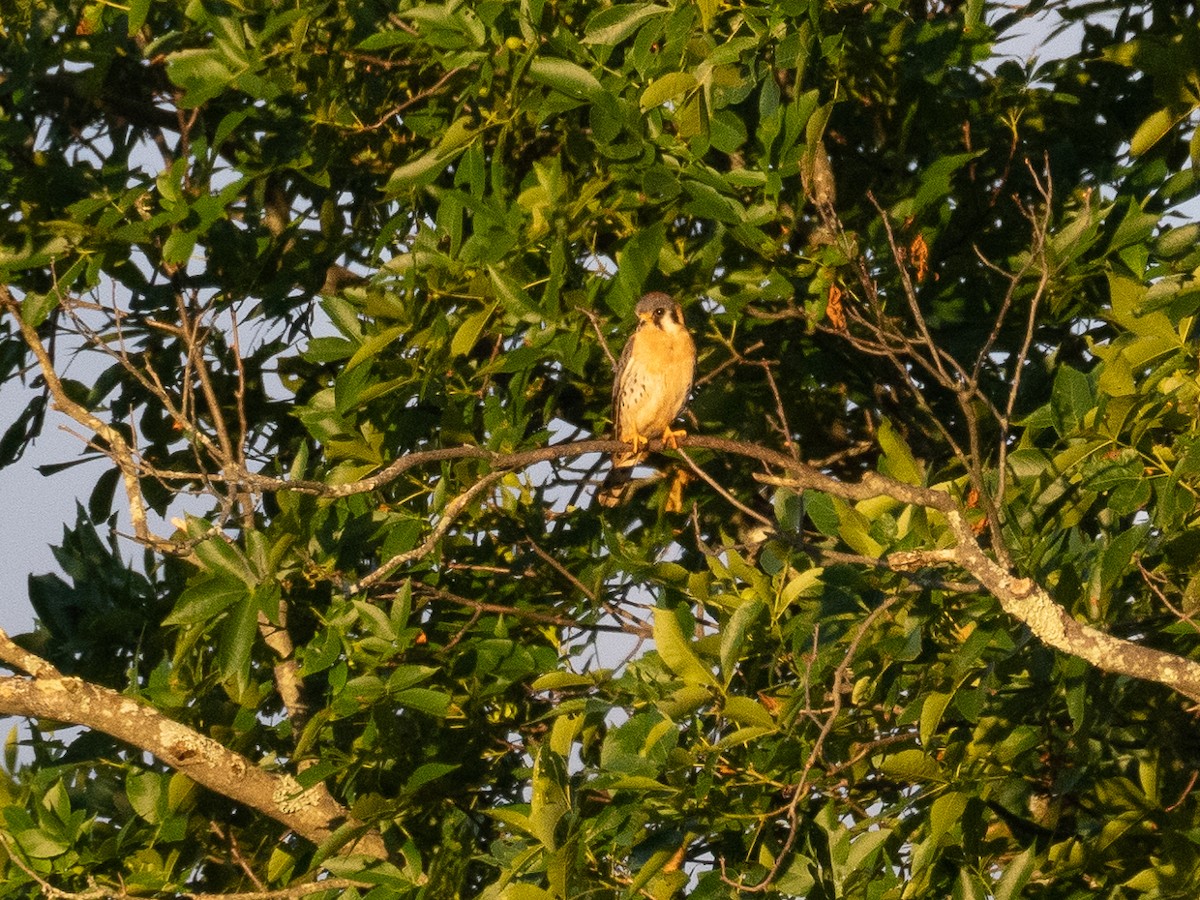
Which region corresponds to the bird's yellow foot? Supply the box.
[626,432,648,455]
[660,426,686,449]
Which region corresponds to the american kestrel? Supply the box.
[597,292,696,507]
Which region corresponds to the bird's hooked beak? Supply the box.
[636,310,654,325]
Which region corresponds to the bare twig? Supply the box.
[525,534,599,602]
[183,882,373,900]
[361,66,466,131]
[0,837,369,900]
[753,458,1200,702]
[0,830,109,899]
[408,582,645,637]
[0,287,169,550]
[866,192,958,388]
[581,307,619,369]
[1166,770,1199,813]
[1138,560,1200,636]
[724,595,901,891]
[996,157,1054,511]
[675,448,774,528]
[345,472,505,593]
[803,545,978,593]
[210,823,266,891]
[759,360,798,458]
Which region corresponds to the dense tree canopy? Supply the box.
[3,0,1200,896]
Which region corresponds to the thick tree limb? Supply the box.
[0,631,387,860]
[749,451,1200,702]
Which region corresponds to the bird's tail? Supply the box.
[595,449,641,508]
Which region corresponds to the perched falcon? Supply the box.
[597,292,696,507]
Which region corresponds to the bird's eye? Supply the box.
[654,307,665,318]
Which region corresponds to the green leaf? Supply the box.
[929,791,968,847]
[721,695,775,729]
[954,869,990,900]
[833,499,884,556]
[385,149,451,193]
[804,492,840,536]
[709,108,748,152]
[715,725,774,749]
[451,304,495,357]
[877,749,943,781]
[531,671,595,691]
[527,57,604,100]
[342,675,385,708]
[904,151,983,217]
[20,291,60,327]
[919,691,952,746]
[657,683,711,718]
[719,599,764,683]
[15,829,69,859]
[583,4,668,46]
[383,120,477,195]
[127,0,151,33]
[394,688,453,717]
[682,178,741,223]
[126,771,165,824]
[267,846,296,884]
[192,532,257,586]
[1050,365,1094,435]
[345,324,406,373]
[993,846,1037,900]
[438,117,478,155]
[1100,525,1149,591]
[845,827,892,876]
[487,266,542,320]
[549,712,583,756]
[404,762,460,792]
[640,72,698,110]
[217,596,260,691]
[653,607,717,687]
[778,567,823,610]
[877,419,923,485]
[604,774,675,792]
[166,48,235,106]
[325,295,369,342]
[1130,106,1188,157]
[303,336,356,363]
[500,885,556,900]
[386,665,436,693]
[164,576,248,625]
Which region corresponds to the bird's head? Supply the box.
[635,291,685,332]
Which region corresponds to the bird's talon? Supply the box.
[661,427,686,450]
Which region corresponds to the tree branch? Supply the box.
[0,631,387,860]
[756,458,1200,702]
[257,431,1200,703]
[0,288,172,551]
[724,595,901,891]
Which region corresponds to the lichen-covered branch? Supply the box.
[0,630,387,860]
